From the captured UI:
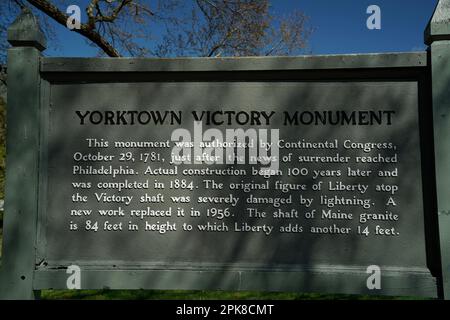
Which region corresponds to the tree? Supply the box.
[1,0,312,60]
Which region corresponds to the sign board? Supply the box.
[1,1,450,299]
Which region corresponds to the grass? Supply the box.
[40,289,420,300]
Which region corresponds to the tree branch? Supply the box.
[13,0,26,9]
[93,0,132,23]
[86,0,100,28]
[26,0,121,57]
[207,27,238,57]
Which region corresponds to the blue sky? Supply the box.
[273,0,438,54]
[44,0,439,57]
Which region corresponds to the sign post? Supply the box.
[0,8,46,299]
[426,0,450,300]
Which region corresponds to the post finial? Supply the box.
[425,0,450,45]
[7,7,47,51]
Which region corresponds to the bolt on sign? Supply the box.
[1,1,450,300]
